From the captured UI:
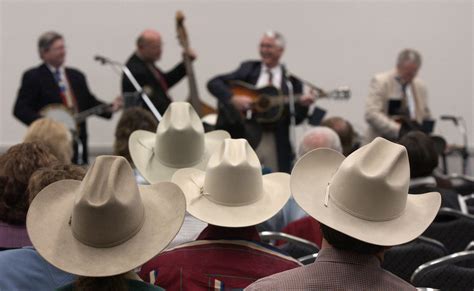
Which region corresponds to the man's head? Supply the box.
[321,117,356,156]
[259,31,285,68]
[298,126,342,158]
[136,29,163,63]
[398,131,438,178]
[321,224,386,255]
[38,31,66,68]
[396,49,422,84]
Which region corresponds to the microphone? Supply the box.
[440,115,459,126]
[94,55,109,65]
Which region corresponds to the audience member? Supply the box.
[321,116,357,156]
[0,142,57,250]
[260,126,342,232]
[23,118,73,164]
[139,139,300,290]
[26,156,186,290]
[113,107,158,184]
[129,102,229,248]
[0,163,85,290]
[246,137,441,290]
[399,131,460,209]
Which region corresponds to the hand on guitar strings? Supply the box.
[298,89,317,107]
[231,95,254,111]
[111,95,124,112]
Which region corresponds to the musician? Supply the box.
[13,31,122,164]
[207,31,314,173]
[364,49,431,143]
[122,29,196,114]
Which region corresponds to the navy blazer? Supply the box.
[13,63,111,139]
[207,60,309,172]
[122,53,186,115]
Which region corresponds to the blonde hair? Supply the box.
[24,118,73,164]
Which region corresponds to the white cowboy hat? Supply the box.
[27,156,186,277]
[129,102,230,183]
[172,138,291,227]
[291,137,441,246]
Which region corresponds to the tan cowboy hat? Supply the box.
[26,156,186,277]
[129,102,230,184]
[172,138,290,227]
[291,137,441,246]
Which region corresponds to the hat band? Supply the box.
[155,150,204,169]
[69,209,145,248]
[325,183,404,222]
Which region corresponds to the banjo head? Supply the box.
[40,104,77,133]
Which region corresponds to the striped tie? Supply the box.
[53,69,73,108]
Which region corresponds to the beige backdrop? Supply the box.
[1,0,472,158]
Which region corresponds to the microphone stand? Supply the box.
[283,65,298,160]
[95,56,162,121]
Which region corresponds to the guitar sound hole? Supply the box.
[257,96,271,111]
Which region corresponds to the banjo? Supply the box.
[40,103,112,133]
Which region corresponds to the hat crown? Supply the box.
[329,137,409,221]
[72,156,145,247]
[155,102,205,167]
[204,139,263,206]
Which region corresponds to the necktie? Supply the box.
[396,78,410,118]
[147,64,169,92]
[53,69,73,108]
[267,69,273,87]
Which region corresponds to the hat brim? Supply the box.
[291,148,441,246]
[172,168,291,227]
[27,180,186,277]
[129,130,230,184]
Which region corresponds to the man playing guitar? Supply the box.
[207,31,314,173]
[13,31,122,164]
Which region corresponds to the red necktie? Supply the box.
[147,64,169,92]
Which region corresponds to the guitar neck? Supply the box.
[74,103,110,124]
[183,54,202,116]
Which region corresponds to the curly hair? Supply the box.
[0,142,57,225]
[24,118,73,164]
[28,163,86,204]
[113,107,158,166]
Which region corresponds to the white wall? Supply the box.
[1,0,472,152]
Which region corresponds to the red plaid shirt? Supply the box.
[139,225,301,290]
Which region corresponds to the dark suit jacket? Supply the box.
[207,60,309,172]
[121,53,186,115]
[13,63,112,163]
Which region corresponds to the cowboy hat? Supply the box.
[291,137,441,246]
[129,102,230,184]
[172,138,290,227]
[27,155,186,277]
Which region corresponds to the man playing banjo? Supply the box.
[13,31,122,164]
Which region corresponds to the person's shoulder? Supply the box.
[65,67,84,78]
[381,268,417,290]
[239,60,261,69]
[245,266,307,290]
[373,70,395,83]
[22,64,46,78]
[412,77,427,89]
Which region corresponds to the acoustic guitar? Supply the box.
[176,11,216,118]
[230,80,351,124]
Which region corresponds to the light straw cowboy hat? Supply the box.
[129,102,230,184]
[172,138,291,227]
[291,137,441,246]
[26,156,186,277]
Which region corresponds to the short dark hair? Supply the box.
[321,117,355,156]
[38,31,63,55]
[398,131,438,178]
[321,224,385,255]
[113,107,158,166]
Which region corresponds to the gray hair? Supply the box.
[38,31,63,55]
[298,126,342,158]
[263,30,285,48]
[397,49,422,67]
